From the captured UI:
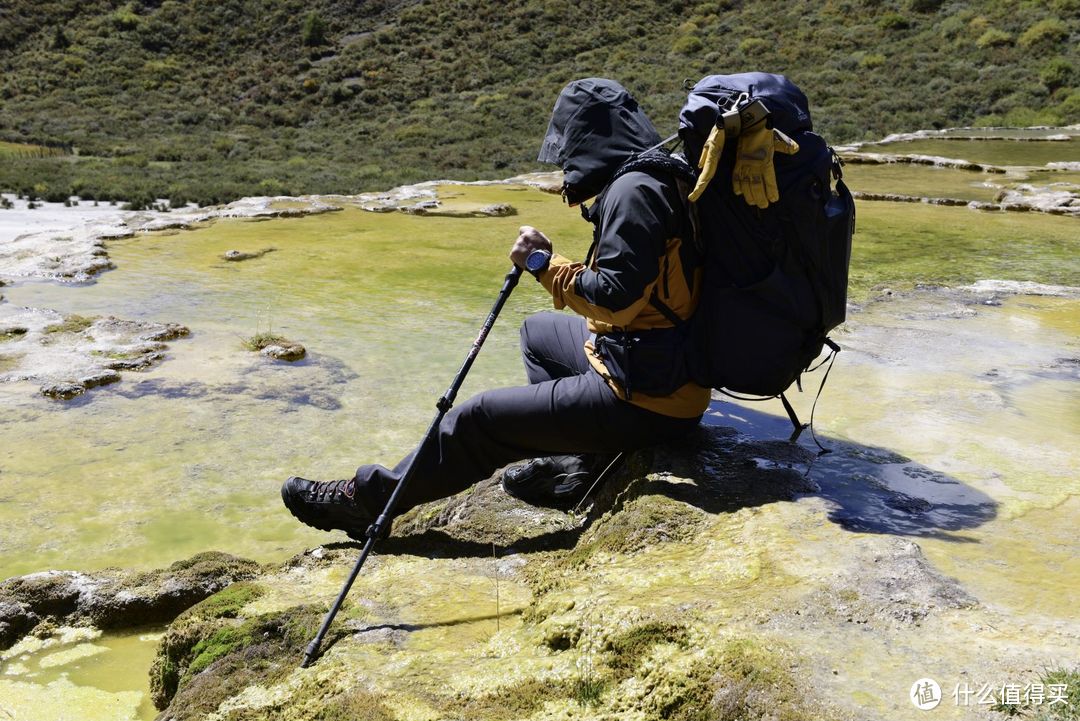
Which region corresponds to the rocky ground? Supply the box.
[3,417,1071,720]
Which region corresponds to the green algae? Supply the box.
[850,202,1080,298]
[860,137,1080,166]
[844,162,1004,201]
[0,628,160,721]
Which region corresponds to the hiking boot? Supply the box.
[280,476,388,540]
[500,454,600,510]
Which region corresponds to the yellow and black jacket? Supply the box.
[538,167,710,419]
[534,85,706,421]
[536,78,710,419]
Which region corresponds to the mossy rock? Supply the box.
[151,601,325,714]
[387,475,577,552]
[0,551,260,650]
[43,314,95,334]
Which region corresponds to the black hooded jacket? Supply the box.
[535,78,710,419]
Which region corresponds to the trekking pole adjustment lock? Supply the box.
[436,395,453,412]
[367,514,390,539]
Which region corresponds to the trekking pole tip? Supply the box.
[301,640,320,668]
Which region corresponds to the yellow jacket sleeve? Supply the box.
[538,253,656,328]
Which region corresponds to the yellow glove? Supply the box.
[732,121,799,209]
[688,124,725,203]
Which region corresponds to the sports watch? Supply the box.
[525,248,552,278]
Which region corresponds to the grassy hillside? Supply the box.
[0,0,1077,205]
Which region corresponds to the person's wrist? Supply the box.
[525,248,552,278]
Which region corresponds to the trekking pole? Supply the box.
[301,265,523,667]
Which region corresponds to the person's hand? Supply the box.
[510,225,553,269]
[732,120,799,209]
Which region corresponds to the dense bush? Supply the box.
[0,0,1076,204]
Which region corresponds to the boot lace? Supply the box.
[311,479,353,503]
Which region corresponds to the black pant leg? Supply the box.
[519,312,591,383]
[355,369,700,514]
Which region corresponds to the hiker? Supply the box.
[281,78,710,536]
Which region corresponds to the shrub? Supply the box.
[976,28,1012,48]
[301,12,327,47]
[878,13,910,30]
[1018,18,1068,49]
[112,4,140,31]
[672,35,703,55]
[52,27,69,50]
[860,53,887,69]
[739,37,770,55]
[1055,91,1080,122]
[908,0,942,11]
[1040,58,1074,91]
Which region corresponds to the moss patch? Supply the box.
[706,638,824,721]
[313,688,398,721]
[181,581,265,622]
[241,332,296,352]
[43,314,94,334]
[0,327,28,342]
[606,620,692,680]
[566,491,708,565]
[152,604,326,716]
[439,678,570,720]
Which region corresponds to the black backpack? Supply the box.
[637,73,855,441]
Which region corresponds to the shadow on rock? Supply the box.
[677,400,999,540]
[337,398,997,564]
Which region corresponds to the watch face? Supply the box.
[526,250,549,272]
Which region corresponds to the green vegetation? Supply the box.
[43,314,95,334]
[0,0,1075,205]
[605,621,692,678]
[441,678,570,719]
[151,602,325,713]
[314,689,397,721]
[0,327,28,342]
[993,666,1080,720]
[241,332,295,352]
[183,581,265,620]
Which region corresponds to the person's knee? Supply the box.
[519,313,545,355]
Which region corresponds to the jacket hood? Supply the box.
[537,78,661,205]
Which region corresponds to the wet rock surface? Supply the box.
[259,342,306,362]
[0,306,190,399]
[0,552,260,651]
[221,247,277,262]
[136,413,1062,721]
